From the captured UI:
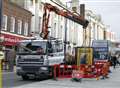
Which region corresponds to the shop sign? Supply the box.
[1,33,24,46]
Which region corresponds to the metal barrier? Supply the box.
[58,65,76,78]
[53,64,110,80]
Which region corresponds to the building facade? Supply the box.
[8,0,116,50]
[0,0,32,48]
[85,9,116,46]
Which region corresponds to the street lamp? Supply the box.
[64,1,72,64]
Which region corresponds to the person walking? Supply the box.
[101,62,109,79]
[116,54,120,66]
[111,55,117,69]
[7,49,16,72]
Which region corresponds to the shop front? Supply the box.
[0,31,29,48]
[0,31,30,70]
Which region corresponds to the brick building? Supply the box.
[0,0,32,48]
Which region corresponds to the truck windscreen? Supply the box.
[18,41,47,54]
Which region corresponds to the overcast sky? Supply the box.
[83,0,120,41]
[63,0,120,41]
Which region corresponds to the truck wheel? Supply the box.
[22,75,29,80]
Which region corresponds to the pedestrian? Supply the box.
[7,49,16,72]
[116,54,120,66]
[111,55,117,69]
[101,62,109,79]
[107,59,112,73]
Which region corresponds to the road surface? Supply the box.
[2,66,120,88]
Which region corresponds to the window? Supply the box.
[17,20,22,34]
[19,41,47,54]
[51,41,63,53]
[55,42,63,52]
[2,15,7,30]
[10,17,15,32]
[24,22,28,36]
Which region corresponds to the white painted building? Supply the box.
[85,9,112,46]
[10,0,43,37]
[10,0,116,51]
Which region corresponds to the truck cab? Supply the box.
[16,39,64,80]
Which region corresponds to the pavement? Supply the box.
[2,66,120,88]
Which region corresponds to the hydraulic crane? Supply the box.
[40,3,89,39]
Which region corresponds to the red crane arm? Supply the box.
[40,3,89,39]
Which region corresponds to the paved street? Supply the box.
[2,71,37,88]
[2,66,120,88]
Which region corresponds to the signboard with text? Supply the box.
[92,40,109,60]
[0,33,26,46]
[93,47,108,60]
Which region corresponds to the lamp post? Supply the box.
[64,1,72,64]
[64,2,67,64]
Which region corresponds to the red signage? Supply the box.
[0,33,27,46]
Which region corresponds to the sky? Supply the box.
[63,0,120,41]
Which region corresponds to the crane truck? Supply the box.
[16,2,89,80]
